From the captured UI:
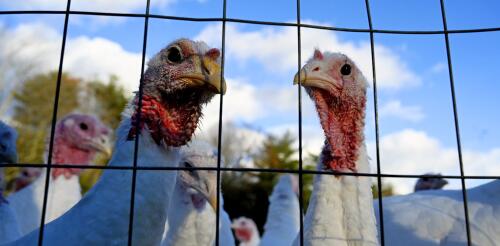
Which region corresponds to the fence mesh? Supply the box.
[1,0,500,245]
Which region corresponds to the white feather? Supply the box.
[375,179,500,246]
[161,141,235,246]
[7,170,81,236]
[295,145,379,246]
[6,106,180,246]
[260,174,300,246]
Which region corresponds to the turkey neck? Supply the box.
[302,144,379,246]
[302,91,379,245]
[49,135,95,179]
[163,183,214,246]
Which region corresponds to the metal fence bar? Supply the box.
[37,0,71,245]
[439,0,472,245]
[296,0,305,245]
[363,0,385,245]
[1,163,499,180]
[127,0,151,244]
[2,10,500,35]
[2,2,498,246]
[215,0,228,244]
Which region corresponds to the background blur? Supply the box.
[1,0,499,233]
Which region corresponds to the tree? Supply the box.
[372,181,395,198]
[222,131,315,234]
[5,71,128,194]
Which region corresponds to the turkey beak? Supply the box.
[196,174,218,211]
[181,56,226,95]
[92,136,112,158]
[293,69,306,85]
[293,67,341,91]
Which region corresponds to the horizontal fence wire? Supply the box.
[1,10,500,34]
[2,1,499,245]
[1,163,499,180]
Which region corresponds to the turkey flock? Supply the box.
[0,38,498,246]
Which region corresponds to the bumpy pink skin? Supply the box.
[49,114,111,179]
[306,50,367,173]
[128,39,221,147]
[127,95,201,147]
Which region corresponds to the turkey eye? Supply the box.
[79,123,88,130]
[167,46,182,63]
[340,64,351,76]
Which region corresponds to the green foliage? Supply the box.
[4,71,128,194]
[222,131,315,234]
[372,181,395,199]
[86,75,129,129]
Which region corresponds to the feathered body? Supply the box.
[163,141,217,246]
[376,179,500,246]
[162,141,234,246]
[0,121,21,244]
[294,50,378,246]
[0,200,20,244]
[7,171,81,236]
[260,174,300,246]
[7,114,111,235]
[6,38,225,246]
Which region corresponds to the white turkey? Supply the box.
[414,173,448,192]
[7,113,112,236]
[232,217,260,246]
[0,121,21,244]
[7,38,225,246]
[260,174,300,246]
[293,50,379,245]
[161,141,234,246]
[375,179,500,246]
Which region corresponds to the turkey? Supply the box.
[0,121,21,244]
[7,113,112,236]
[7,38,225,246]
[260,174,300,246]
[232,217,260,246]
[161,141,234,246]
[293,50,379,245]
[414,173,448,192]
[375,179,500,246]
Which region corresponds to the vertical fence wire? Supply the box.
[127,0,152,244]
[3,1,496,245]
[363,0,385,245]
[295,0,305,245]
[215,0,228,244]
[438,0,472,245]
[37,0,72,245]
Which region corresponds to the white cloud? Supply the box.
[431,62,447,73]
[196,22,421,90]
[0,22,142,95]
[0,0,173,12]
[200,77,303,130]
[379,100,425,122]
[368,129,500,194]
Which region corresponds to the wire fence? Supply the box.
[1,0,499,245]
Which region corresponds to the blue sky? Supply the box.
[0,0,499,193]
